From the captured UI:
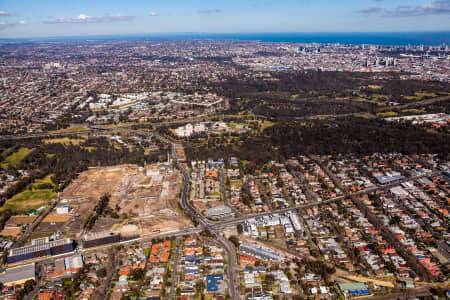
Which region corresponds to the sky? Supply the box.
[0,0,449,38]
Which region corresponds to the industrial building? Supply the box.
[0,263,35,287]
[372,172,405,185]
[7,238,75,264]
[56,205,70,215]
[239,243,283,262]
[204,206,233,220]
[243,212,301,237]
[288,212,303,232]
[81,231,120,249]
[48,255,84,280]
[246,293,273,300]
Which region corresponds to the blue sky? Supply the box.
[0,0,449,38]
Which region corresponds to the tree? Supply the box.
[237,224,243,234]
[23,279,36,293]
[15,288,25,300]
[130,268,145,281]
[228,235,239,248]
[265,274,275,287]
[96,267,107,278]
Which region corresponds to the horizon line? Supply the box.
[1,30,450,40]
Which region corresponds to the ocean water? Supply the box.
[7,32,450,46]
[133,32,450,46]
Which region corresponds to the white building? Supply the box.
[56,205,69,215]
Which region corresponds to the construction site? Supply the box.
[35,160,191,239]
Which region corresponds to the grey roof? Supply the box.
[240,243,283,261]
[373,174,404,185]
[204,206,232,217]
[10,238,72,256]
[0,263,35,284]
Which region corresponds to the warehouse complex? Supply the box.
[7,238,75,264]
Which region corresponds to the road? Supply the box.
[6,129,441,277]
[13,198,60,248]
[92,247,120,300]
[376,94,450,112]
[212,170,442,230]
[169,237,181,300]
[0,115,253,141]
[357,288,431,300]
[6,228,200,268]
[3,94,449,142]
[220,166,242,218]
[25,263,43,300]
[171,143,240,300]
[309,155,436,282]
[4,122,444,297]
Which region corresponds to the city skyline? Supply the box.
[1,0,450,38]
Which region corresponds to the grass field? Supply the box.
[256,120,275,132]
[50,126,90,134]
[352,97,379,105]
[359,113,376,119]
[43,137,86,145]
[81,146,97,151]
[401,109,426,114]
[377,111,398,118]
[369,94,389,101]
[404,92,437,101]
[1,148,32,169]
[1,189,55,212]
[32,174,55,189]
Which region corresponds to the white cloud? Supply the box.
[0,11,15,17]
[388,0,450,16]
[198,9,222,14]
[44,14,135,24]
[150,12,159,17]
[357,0,450,17]
[357,6,384,14]
[0,20,26,30]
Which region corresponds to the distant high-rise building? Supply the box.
[374,57,380,66]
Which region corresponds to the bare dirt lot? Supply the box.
[108,163,191,233]
[60,165,134,216]
[42,215,71,223]
[36,163,191,237]
[0,227,21,237]
[6,215,36,225]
